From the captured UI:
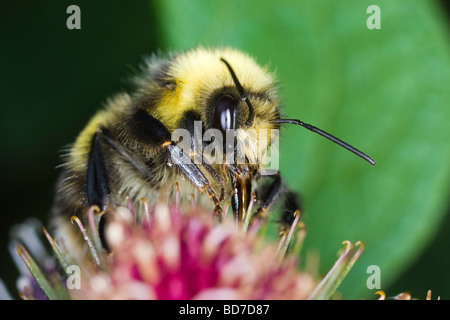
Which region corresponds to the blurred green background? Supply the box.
[1,0,449,300]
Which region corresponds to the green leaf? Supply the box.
[157,0,450,299]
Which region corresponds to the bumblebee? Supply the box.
[51,47,374,256]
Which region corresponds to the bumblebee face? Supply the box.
[156,49,281,173]
[206,88,281,168]
[150,49,284,222]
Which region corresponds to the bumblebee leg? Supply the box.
[86,131,111,251]
[252,172,281,222]
[252,172,302,230]
[86,132,110,209]
[125,108,223,214]
[177,110,225,202]
[166,143,223,215]
[203,162,226,202]
[278,188,302,231]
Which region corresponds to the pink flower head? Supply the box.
[11,198,366,300]
[83,204,315,300]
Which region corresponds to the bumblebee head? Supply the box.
[212,56,281,172]
[202,53,281,173]
[146,48,282,173]
[134,48,373,175]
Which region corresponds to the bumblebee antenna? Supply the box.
[273,118,376,165]
[220,58,255,127]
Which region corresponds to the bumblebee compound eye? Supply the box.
[220,58,255,127]
[213,95,236,135]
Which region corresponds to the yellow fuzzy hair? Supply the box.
[151,47,278,131]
